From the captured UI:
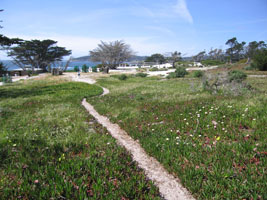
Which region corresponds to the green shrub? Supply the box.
[149,67,159,71]
[166,72,177,79]
[175,67,188,77]
[92,66,97,72]
[167,67,188,78]
[193,70,204,78]
[82,64,88,72]
[118,74,128,80]
[252,49,267,71]
[135,72,147,77]
[1,74,12,83]
[228,70,247,82]
[74,66,79,72]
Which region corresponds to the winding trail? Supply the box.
[69,74,195,200]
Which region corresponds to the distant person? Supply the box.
[78,70,80,78]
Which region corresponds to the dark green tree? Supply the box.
[145,53,166,64]
[252,49,267,71]
[246,41,266,63]
[82,64,88,72]
[225,37,246,63]
[74,66,79,72]
[170,51,181,67]
[0,62,7,76]
[8,39,71,72]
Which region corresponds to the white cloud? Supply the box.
[173,0,193,24]
[129,0,193,23]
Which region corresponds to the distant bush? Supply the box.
[201,60,224,66]
[167,67,188,78]
[1,74,12,83]
[135,72,148,77]
[166,72,177,79]
[252,49,267,71]
[74,66,79,72]
[82,64,88,72]
[92,66,97,72]
[175,67,188,77]
[149,67,159,71]
[118,74,128,80]
[228,70,247,82]
[193,70,204,78]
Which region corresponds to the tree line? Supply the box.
[143,37,267,70]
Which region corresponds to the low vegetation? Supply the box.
[251,49,267,71]
[135,72,148,77]
[167,67,188,78]
[193,70,204,78]
[90,75,267,199]
[228,70,247,83]
[0,76,161,199]
[149,67,168,72]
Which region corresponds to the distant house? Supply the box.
[8,66,43,76]
[193,62,203,67]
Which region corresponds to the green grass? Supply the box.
[0,76,161,199]
[89,76,267,199]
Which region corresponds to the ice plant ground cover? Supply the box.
[0,76,161,199]
[89,76,267,199]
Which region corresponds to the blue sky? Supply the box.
[1,0,267,58]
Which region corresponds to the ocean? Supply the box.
[1,60,98,71]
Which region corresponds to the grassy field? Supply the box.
[89,75,267,199]
[0,76,161,199]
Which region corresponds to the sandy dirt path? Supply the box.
[65,73,195,200]
[82,99,195,200]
